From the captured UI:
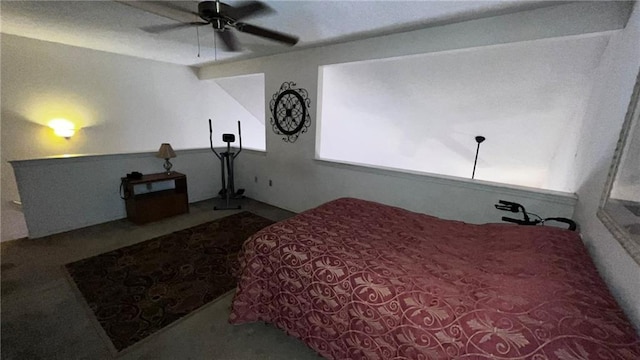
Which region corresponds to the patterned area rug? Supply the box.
[65,212,274,353]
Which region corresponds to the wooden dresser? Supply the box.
[122,172,189,224]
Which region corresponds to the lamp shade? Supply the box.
[156,143,176,159]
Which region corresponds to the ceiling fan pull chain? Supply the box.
[196,26,201,57]
[214,31,217,61]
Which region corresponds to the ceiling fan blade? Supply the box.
[141,22,209,34]
[235,23,299,46]
[153,1,200,17]
[217,30,241,52]
[227,1,273,21]
[115,1,198,23]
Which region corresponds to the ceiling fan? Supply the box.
[119,1,299,52]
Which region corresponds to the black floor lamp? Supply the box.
[472,135,486,179]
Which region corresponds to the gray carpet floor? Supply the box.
[1,198,322,360]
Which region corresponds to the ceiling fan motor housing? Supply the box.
[199,1,233,30]
[199,1,226,21]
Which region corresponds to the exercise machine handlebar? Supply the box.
[209,119,221,160]
[209,119,242,158]
[234,120,242,159]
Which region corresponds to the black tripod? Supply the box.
[209,119,245,210]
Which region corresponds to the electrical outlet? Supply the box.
[254,176,258,183]
[269,179,273,187]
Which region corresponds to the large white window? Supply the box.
[209,73,266,151]
[317,34,610,192]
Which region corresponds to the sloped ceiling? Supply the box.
[0,0,559,67]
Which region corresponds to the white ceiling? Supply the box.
[0,0,557,67]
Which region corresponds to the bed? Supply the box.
[230,197,640,359]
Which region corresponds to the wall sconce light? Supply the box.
[156,143,176,174]
[48,118,76,139]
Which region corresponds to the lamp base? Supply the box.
[163,159,173,174]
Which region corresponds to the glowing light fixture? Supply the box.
[48,118,76,139]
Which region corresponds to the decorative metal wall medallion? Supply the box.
[269,81,311,143]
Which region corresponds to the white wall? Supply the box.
[573,3,640,331]
[214,74,266,126]
[318,33,609,192]
[211,73,266,151]
[611,109,640,201]
[0,34,262,241]
[237,151,577,224]
[10,149,219,238]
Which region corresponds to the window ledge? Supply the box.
[314,158,577,205]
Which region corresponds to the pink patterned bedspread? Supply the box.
[230,198,640,359]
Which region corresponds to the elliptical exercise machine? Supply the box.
[209,119,245,210]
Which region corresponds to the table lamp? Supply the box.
[156,143,176,174]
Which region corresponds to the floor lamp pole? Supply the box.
[472,135,486,180]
